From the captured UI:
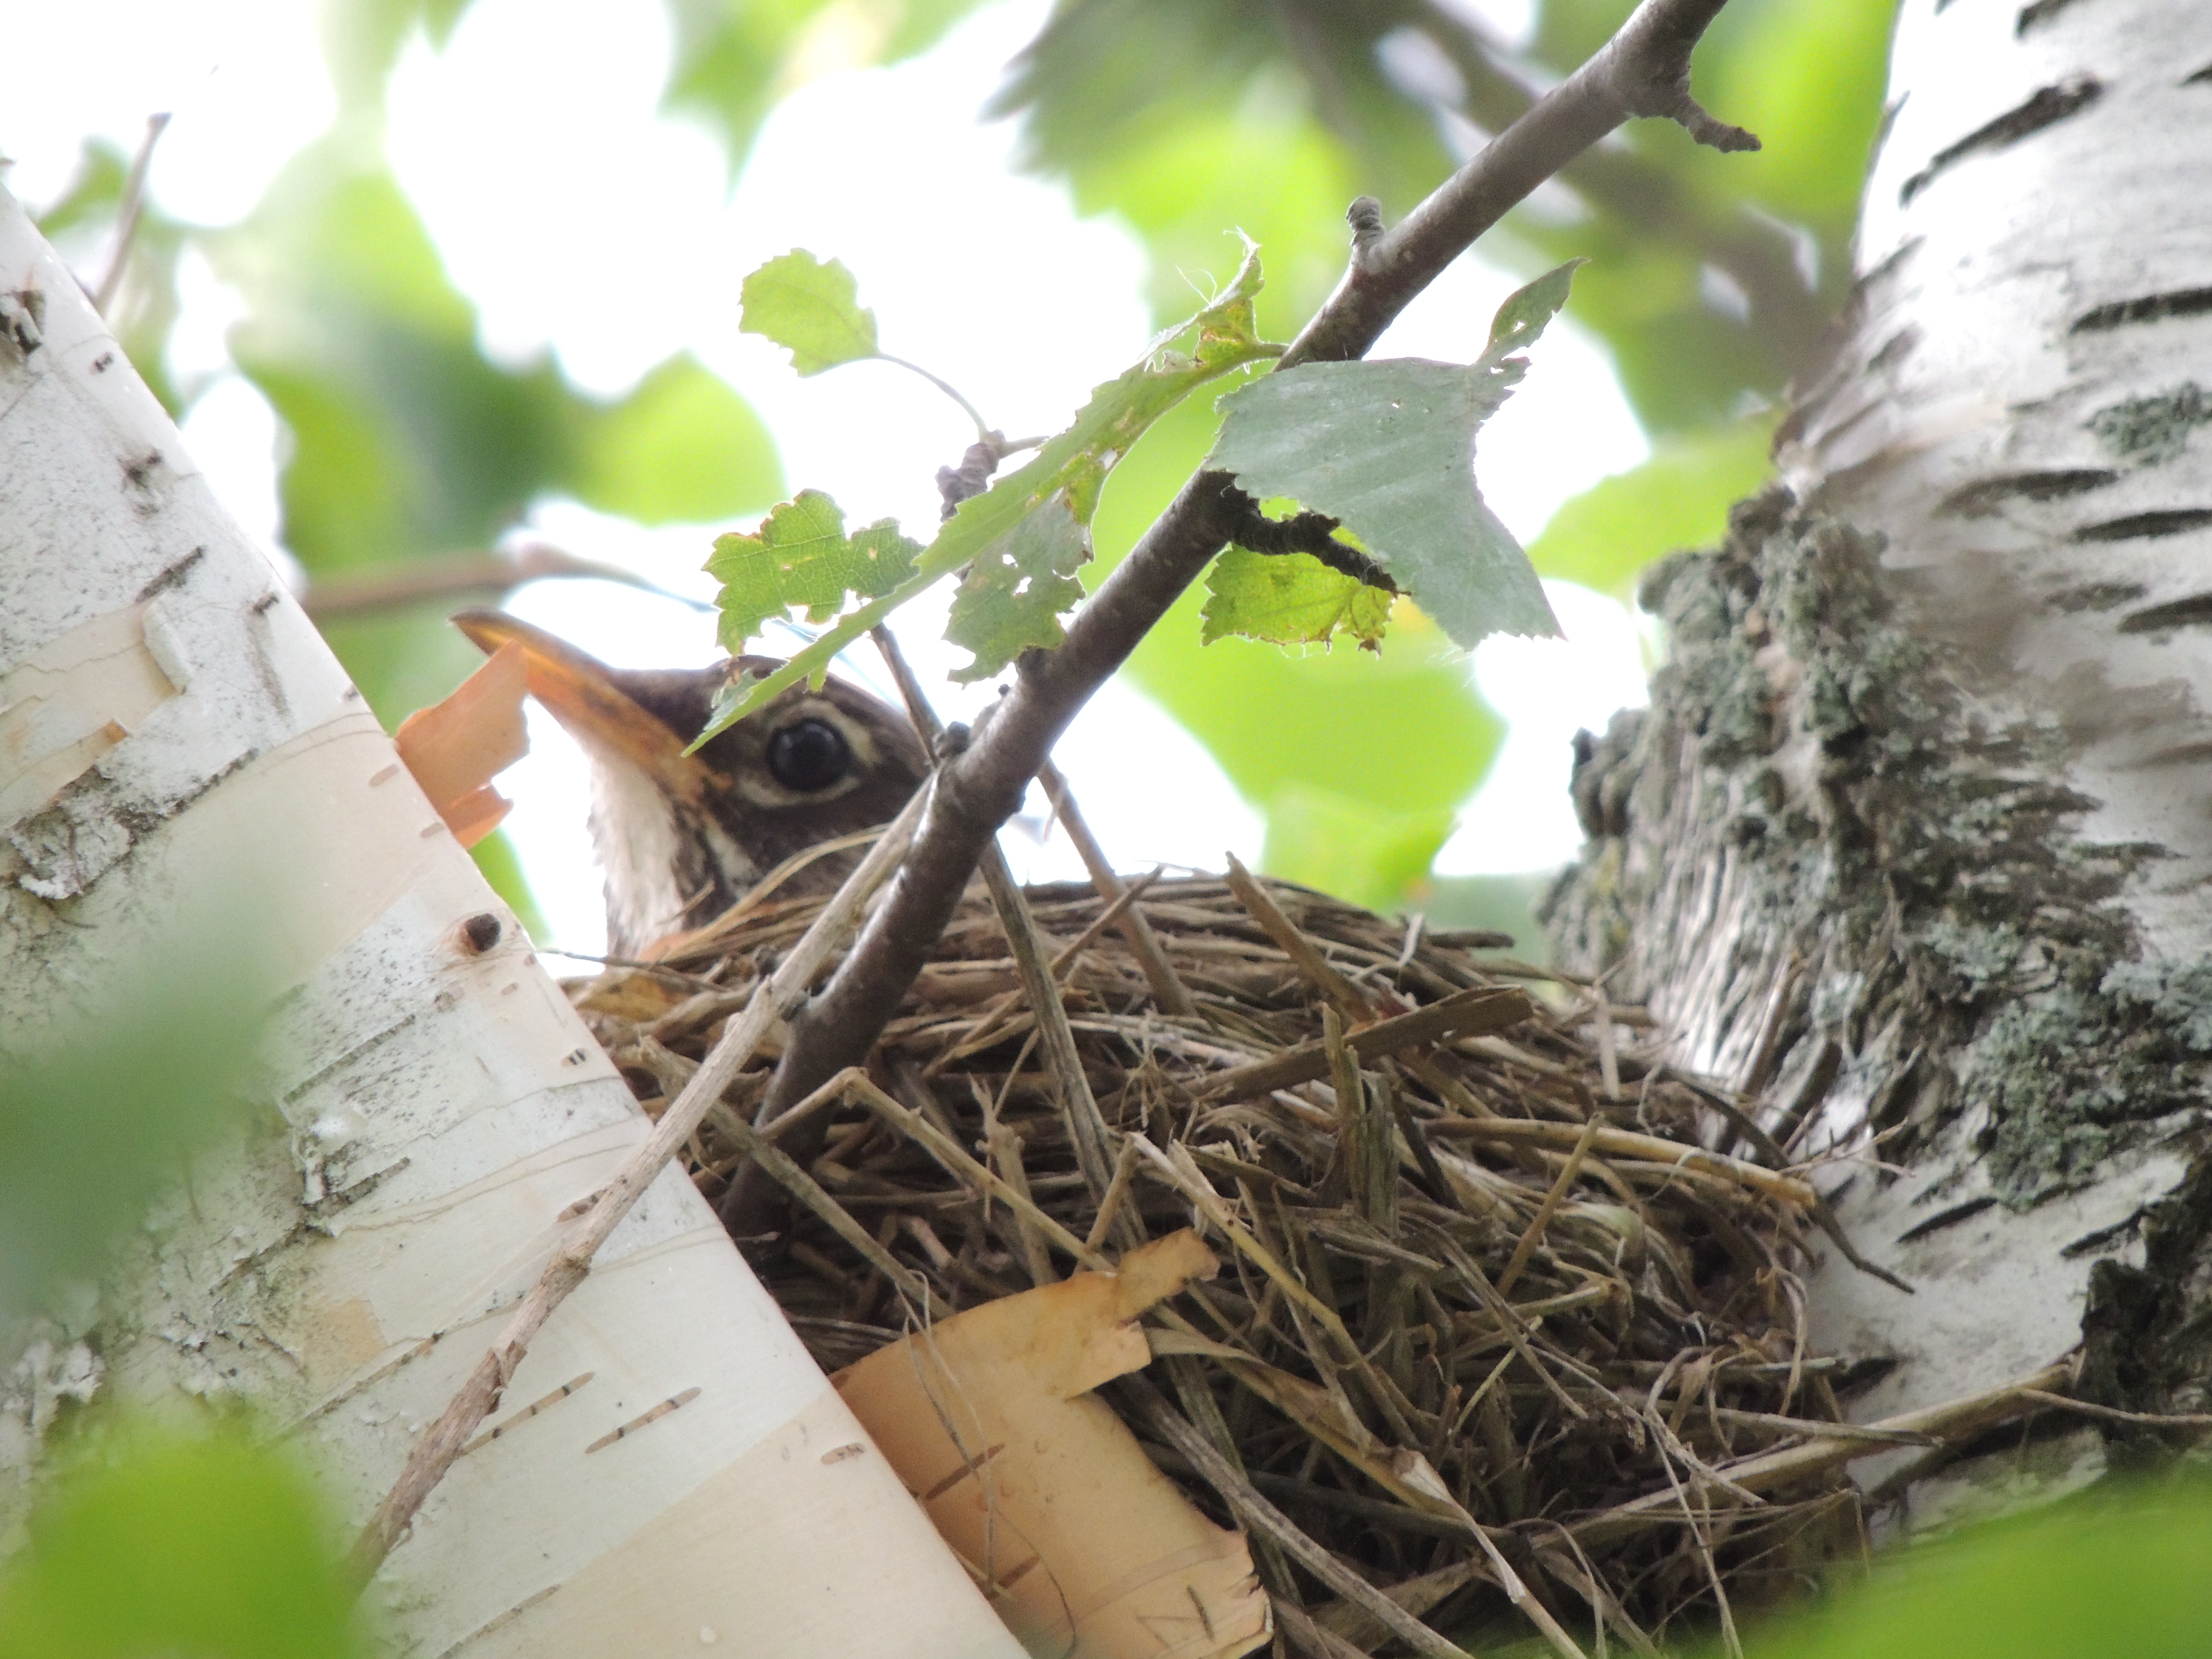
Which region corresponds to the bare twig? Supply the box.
[1036,760,1198,1016]
[1123,1375,1470,1659]
[344,782,931,1589]
[93,112,170,316]
[298,544,712,623]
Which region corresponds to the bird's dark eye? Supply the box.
[766,717,851,792]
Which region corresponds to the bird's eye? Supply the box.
[766,717,851,792]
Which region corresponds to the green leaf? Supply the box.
[570,353,781,525]
[705,489,922,652]
[740,250,880,376]
[1488,257,1587,355]
[1208,262,1586,650]
[0,1426,367,1659]
[695,244,1280,745]
[1526,419,1776,596]
[944,496,1091,682]
[1201,547,1394,650]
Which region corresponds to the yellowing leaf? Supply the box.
[1201,547,1393,650]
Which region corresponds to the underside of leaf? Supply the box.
[739,249,880,376]
[1202,547,1394,651]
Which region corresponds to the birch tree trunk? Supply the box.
[1553,0,2212,1526]
[0,185,1025,1659]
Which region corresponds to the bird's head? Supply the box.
[452,610,928,958]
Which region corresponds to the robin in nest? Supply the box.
[451,610,929,960]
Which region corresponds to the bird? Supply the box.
[450,610,929,960]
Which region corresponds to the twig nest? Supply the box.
[571,873,1860,1651]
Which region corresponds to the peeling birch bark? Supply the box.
[0,184,1024,1659]
[1554,0,2212,1533]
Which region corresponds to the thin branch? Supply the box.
[1416,0,1828,371]
[345,782,931,1590]
[1222,487,1398,592]
[93,112,170,317]
[750,0,1755,1153]
[298,544,712,623]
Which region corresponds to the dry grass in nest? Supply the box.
[567,869,1879,1654]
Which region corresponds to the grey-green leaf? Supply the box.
[1209,357,1558,648]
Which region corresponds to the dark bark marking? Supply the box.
[2078,509,2212,546]
[2127,740,2212,769]
[2048,581,2147,614]
[1868,324,1922,374]
[2119,592,2212,633]
[1900,76,2102,205]
[134,545,206,601]
[2014,0,2081,34]
[2072,287,2212,334]
[1896,1195,1998,1244]
[1938,469,2117,517]
[2184,62,2212,87]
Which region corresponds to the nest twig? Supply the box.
[569,871,1879,1651]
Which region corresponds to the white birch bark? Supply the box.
[0,184,1024,1659]
[1573,0,2212,1523]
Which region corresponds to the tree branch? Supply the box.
[749,0,1755,1158]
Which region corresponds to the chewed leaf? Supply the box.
[690,242,1281,747]
[1202,547,1394,651]
[704,489,921,651]
[1487,258,1587,357]
[1207,260,1586,650]
[945,496,1091,682]
[740,250,879,376]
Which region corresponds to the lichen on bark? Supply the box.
[1549,487,2207,1208]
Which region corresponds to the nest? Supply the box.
[568,869,1875,1654]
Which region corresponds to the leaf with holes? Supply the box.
[1201,547,1395,651]
[694,245,1281,746]
[740,250,880,376]
[943,497,1092,682]
[704,489,921,651]
[1207,261,1587,649]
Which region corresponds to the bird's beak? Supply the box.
[450,609,715,807]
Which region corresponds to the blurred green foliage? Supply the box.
[0,1428,368,1659]
[1695,1480,2212,1659]
[0,957,263,1325]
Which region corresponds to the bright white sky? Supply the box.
[1,0,1652,956]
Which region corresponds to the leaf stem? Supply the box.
[875,351,995,440]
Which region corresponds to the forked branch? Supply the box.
[733,0,1758,1220]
